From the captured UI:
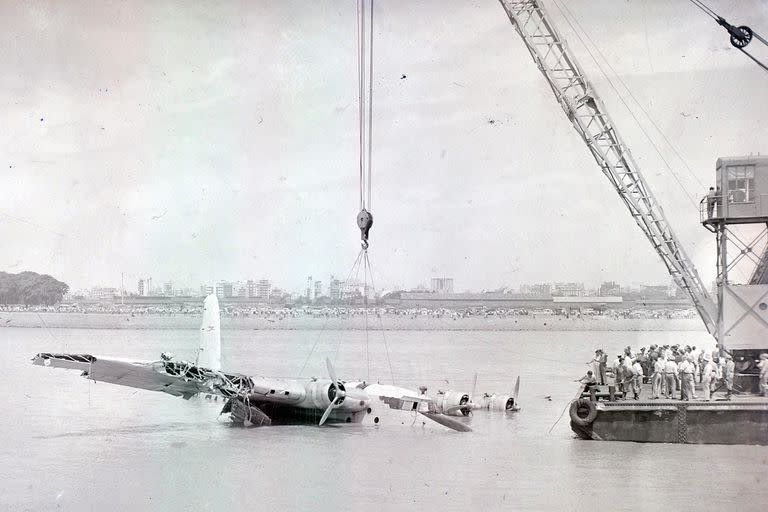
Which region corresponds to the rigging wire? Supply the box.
[298,249,364,377]
[355,0,375,249]
[550,0,701,210]
[554,2,705,190]
[357,0,365,211]
[367,0,375,211]
[688,0,719,21]
[364,250,395,384]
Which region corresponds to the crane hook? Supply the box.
[357,208,373,250]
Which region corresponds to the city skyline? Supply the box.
[1,1,766,298]
[71,272,686,301]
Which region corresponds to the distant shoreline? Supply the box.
[0,311,705,331]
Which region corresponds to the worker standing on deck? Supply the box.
[679,355,695,401]
[758,354,768,397]
[613,355,625,398]
[605,366,617,401]
[706,186,717,218]
[702,354,717,401]
[588,350,602,385]
[663,357,678,399]
[723,353,735,400]
[599,349,608,385]
[631,358,643,400]
[651,356,664,399]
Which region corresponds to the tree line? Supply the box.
[0,271,69,305]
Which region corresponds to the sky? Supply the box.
[1,0,766,294]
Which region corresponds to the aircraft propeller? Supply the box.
[319,358,346,426]
[513,376,520,405]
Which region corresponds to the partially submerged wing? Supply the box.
[31,352,251,400]
[356,382,472,432]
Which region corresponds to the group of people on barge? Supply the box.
[579,344,750,402]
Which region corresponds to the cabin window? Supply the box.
[727,165,755,203]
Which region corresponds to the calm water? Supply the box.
[1,327,766,511]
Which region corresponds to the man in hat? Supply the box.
[588,350,602,385]
[679,355,696,401]
[706,186,716,217]
[758,354,768,397]
[663,356,678,399]
[577,370,598,402]
[723,353,735,400]
[651,355,664,399]
[701,353,717,401]
[631,358,644,400]
[598,349,608,386]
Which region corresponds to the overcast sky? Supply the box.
[1,0,766,294]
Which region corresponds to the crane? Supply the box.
[496,0,719,337]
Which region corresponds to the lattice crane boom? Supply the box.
[498,0,718,336]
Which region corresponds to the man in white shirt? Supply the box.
[679,356,695,401]
[701,354,717,401]
[663,358,679,399]
[631,359,644,400]
[651,357,664,399]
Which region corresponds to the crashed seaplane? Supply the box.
[31,295,472,432]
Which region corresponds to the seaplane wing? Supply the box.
[31,352,250,400]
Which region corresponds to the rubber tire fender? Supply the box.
[569,398,598,427]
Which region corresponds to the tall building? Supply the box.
[314,280,322,300]
[137,279,146,296]
[163,281,173,296]
[200,284,214,297]
[430,277,454,294]
[306,275,313,301]
[216,281,233,299]
[246,280,257,298]
[329,275,342,301]
[257,279,271,299]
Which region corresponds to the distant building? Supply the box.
[138,279,149,297]
[246,280,257,298]
[314,280,322,300]
[641,285,669,300]
[306,276,313,301]
[216,281,233,299]
[163,281,173,296]
[200,284,214,297]
[90,287,118,300]
[430,277,454,294]
[257,279,271,299]
[554,282,585,297]
[599,281,621,296]
[520,283,552,297]
[329,275,342,301]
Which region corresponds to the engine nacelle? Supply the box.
[300,380,370,414]
[436,390,472,416]
[477,393,518,412]
[303,380,343,410]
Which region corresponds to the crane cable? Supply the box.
[687,0,768,73]
[356,0,375,250]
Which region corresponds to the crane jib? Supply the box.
[497,0,719,337]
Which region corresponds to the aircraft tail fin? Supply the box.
[198,294,221,370]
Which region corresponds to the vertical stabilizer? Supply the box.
[198,294,221,370]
